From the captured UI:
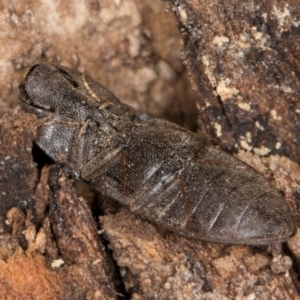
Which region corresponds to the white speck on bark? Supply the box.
[216,78,239,101]
[253,146,271,156]
[214,123,222,137]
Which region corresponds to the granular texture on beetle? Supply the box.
[19,64,296,245]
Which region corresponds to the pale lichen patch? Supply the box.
[262,13,268,22]
[240,140,253,152]
[51,258,65,269]
[272,4,290,33]
[214,123,222,137]
[212,36,229,47]
[178,6,188,25]
[251,26,264,40]
[292,19,300,27]
[216,78,239,101]
[275,142,282,149]
[279,84,293,93]
[202,55,217,87]
[237,33,251,50]
[245,132,252,143]
[250,26,269,50]
[270,109,282,120]
[255,121,264,130]
[253,146,271,156]
[240,133,252,151]
[238,102,251,111]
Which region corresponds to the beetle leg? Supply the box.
[80,147,123,181]
[69,119,91,170]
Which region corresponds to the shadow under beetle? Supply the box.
[19,64,296,245]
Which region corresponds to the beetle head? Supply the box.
[19,63,124,122]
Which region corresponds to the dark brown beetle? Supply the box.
[19,64,295,245]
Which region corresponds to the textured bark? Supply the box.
[0,0,197,128]
[168,0,300,163]
[0,109,115,299]
[101,210,298,300]
[0,0,299,299]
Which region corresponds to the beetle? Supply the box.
[19,63,295,245]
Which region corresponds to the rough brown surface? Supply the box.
[0,0,300,299]
[0,109,115,299]
[168,0,300,163]
[0,109,38,224]
[0,0,197,127]
[101,211,298,300]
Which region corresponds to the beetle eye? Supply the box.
[58,67,79,88]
